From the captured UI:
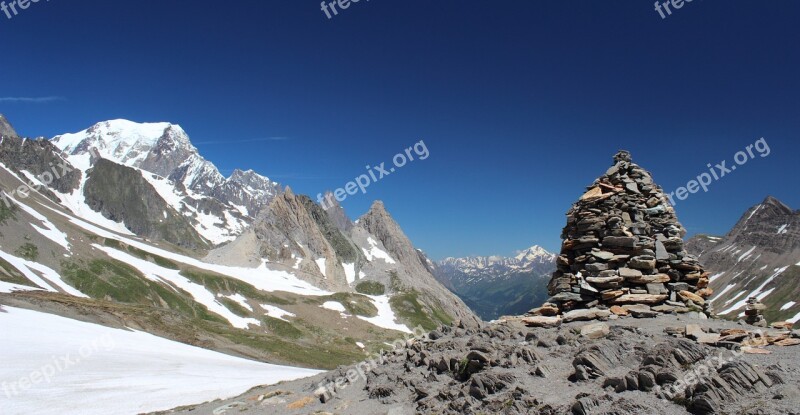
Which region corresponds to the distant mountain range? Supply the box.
[686,196,800,323]
[433,245,556,320]
[0,114,478,380]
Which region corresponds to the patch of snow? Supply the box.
[357,295,412,334]
[0,306,320,415]
[718,267,788,315]
[39,202,330,297]
[736,246,757,263]
[220,293,253,312]
[343,263,356,284]
[709,272,725,284]
[0,280,42,294]
[789,311,800,324]
[780,301,796,311]
[5,195,70,251]
[322,301,347,313]
[356,342,365,349]
[777,224,789,234]
[746,204,762,221]
[0,250,87,297]
[96,245,260,329]
[362,237,396,264]
[261,304,295,321]
[712,283,737,302]
[315,258,327,278]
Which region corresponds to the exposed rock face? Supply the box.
[686,196,800,323]
[547,151,711,315]
[0,135,81,196]
[206,188,357,291]
[84,159,209,250]
[433,246,556,320]
[0,114,18,138]
[358,201,481,327]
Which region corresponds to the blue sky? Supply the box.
[1,1,798,259]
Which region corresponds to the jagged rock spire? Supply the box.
[545,151,712,315]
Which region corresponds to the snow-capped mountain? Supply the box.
[0,112,476,374]
[51,120,282,244]
[438,245,555,280]
[433,245,556,320]
[686,196,800,323]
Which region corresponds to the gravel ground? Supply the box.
[151,314,800,415]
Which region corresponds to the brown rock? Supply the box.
[627,274,671,285]
[522,316,562,328]
[678,290,705,305]
[610,294,667,305]
[580,323,610,339]
[610,306,628,316]
[774,339,800,347]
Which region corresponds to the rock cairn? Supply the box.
[544,150,712,316]
[744,296,767,327]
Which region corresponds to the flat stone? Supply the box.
[619,268,643,279]
[646,283,668,295]
[775,339,800,347]
[630,309,658,319]
[679,290,705,305]
[586,275,623,285]
[668,282,689,292]
[655,241,669,260]
[741,347,771,355]
[591,250,615,261]
[580,323,610,339]
[528,305,560,317]
[585,262,609,272]
[685,324,704,339]
[628,256,657,270]
[652,305,677,313]
[611,294,667,305]
[602,236,636,249]
[601,290,624,301]
[610,305,628,316]
[627,274,671,285]
[562,308,612,323]
[522,316,562,328]
[622,304,651,312]
[694,333,721,344]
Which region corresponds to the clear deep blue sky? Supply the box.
[1,1,798,259]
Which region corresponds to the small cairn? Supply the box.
[744,297,767,327]
[535,150,712,320]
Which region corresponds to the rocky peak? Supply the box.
[322,190,353,232]
[0,114,18,138]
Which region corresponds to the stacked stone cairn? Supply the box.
[744,296,767,327]
[542,150,712,317]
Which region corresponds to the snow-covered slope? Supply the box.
[0,306,320,415]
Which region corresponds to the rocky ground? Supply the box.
[151,314,800,415]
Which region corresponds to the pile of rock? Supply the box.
[744,296,767,327]
[545,150,712,316]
